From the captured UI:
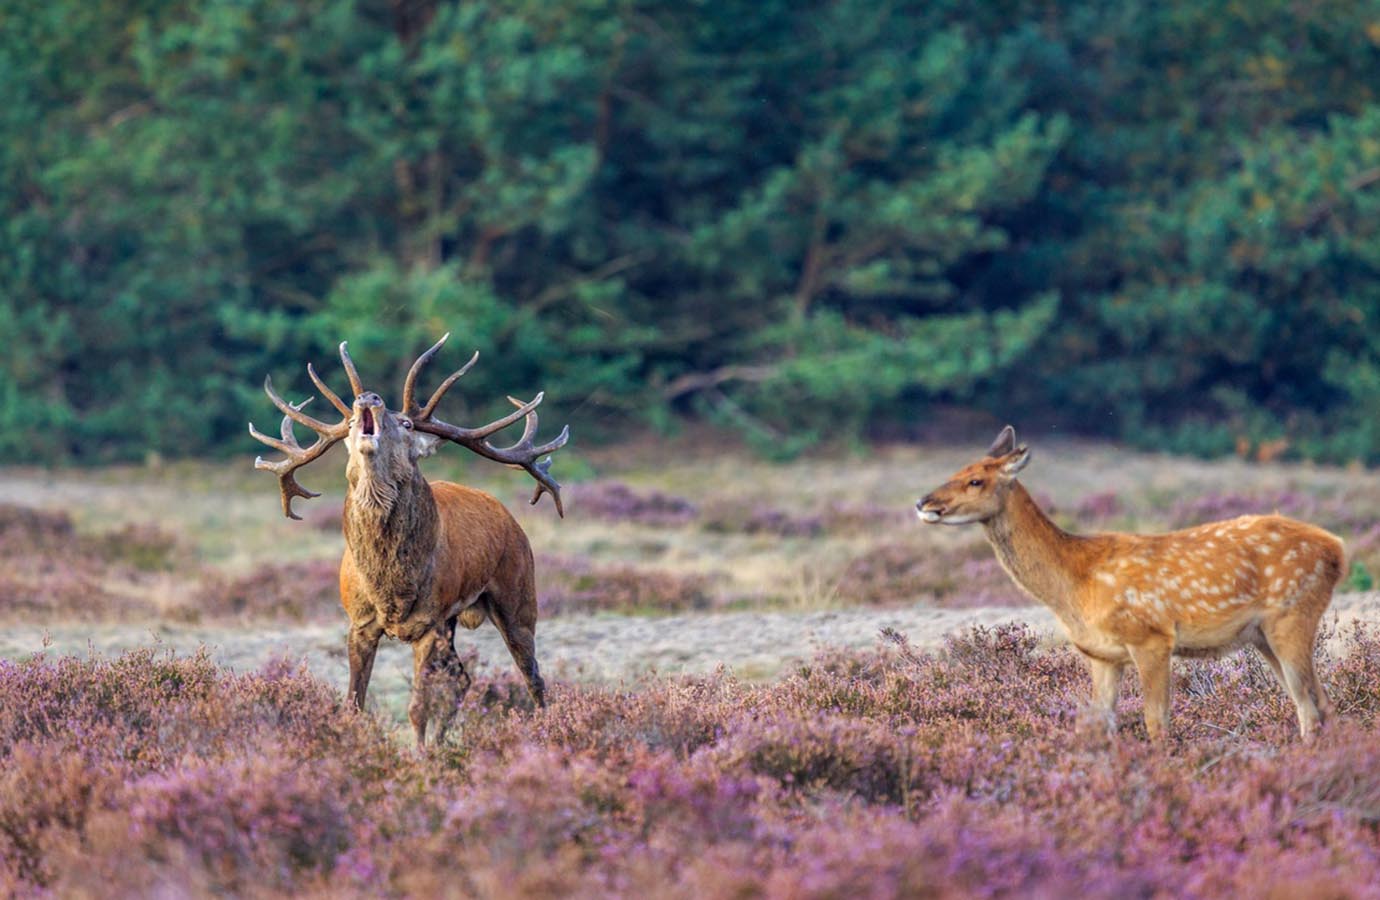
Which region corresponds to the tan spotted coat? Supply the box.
[917,426,1343,740]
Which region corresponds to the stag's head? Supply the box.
[342,390,442,509]
[916,425,1030,526]
[250,335,568,520]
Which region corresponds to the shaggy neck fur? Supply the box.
[981,482,1090,625]
[343,453,440,627]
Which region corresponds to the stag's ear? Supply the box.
[411,431,442,459]
[986,425,1016,458]
[1000,445,1031,478]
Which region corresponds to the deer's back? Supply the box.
[429,480,533,603]
[1077,514,1344,639]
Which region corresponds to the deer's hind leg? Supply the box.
[485,563,546,708]
[1261,610,1329,740]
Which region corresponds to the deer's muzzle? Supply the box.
[916,496,944,523]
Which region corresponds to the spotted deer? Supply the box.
[249,335,568,746]
[916,426,1343,741]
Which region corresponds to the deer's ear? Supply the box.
[411,431,442,459]
[986,425,1016,458]
[1000,446,1030,478]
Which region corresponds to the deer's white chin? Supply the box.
[917,509,942,524]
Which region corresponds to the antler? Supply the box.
[248,344,356,519]
[404,334,570,517]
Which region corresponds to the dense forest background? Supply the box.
[4,0,1380,463]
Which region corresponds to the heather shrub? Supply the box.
[192,560,342,623]
[1168,486,1380,536]
[4,627,1380,896]
[122,754,352,893]
[699,498,825,537]
[89,522,186,571]
[0,503,184,571]
[0,503,74,547]
[839,541,1028,607]
[0,502,191,622]
[817,500,914,535]
[537,554,723,616]
[564,480,698,527]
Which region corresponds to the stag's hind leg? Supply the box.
[490,605,546,707]
[484,580,546,709]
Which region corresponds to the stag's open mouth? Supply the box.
[360,408,376,436]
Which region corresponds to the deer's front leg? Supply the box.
[347,620,384,712]
[1127,637,1173,741]
[1087,657,1123,734]
[408,627,471,748]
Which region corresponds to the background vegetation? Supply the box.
[5,0,1380,462]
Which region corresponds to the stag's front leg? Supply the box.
[347,620,384,711]
[408,627,471,748]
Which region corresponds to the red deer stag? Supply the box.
[249,335,567,746]
[916,426,1343,741]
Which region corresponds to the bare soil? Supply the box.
[5,591,1376,722]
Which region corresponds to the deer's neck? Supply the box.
[343,462,439,626]
[981,482,1088,624]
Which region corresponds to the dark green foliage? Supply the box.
[4,0,1380,461]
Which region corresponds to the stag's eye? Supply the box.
[968,479,984,488]
[401,418,413,430]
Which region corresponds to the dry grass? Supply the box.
[2,437,1379,627]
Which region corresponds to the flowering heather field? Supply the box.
[3,441,1380,895]
[1,625,1378,897]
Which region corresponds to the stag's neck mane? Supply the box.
[981,481,1096,624]
[343,459,440,626]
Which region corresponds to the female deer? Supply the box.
[916,426,1343,741]
[250,335,567,746]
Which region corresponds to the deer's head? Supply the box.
[250,335,568,520]
[916,425,1030,525]
[346,389,439,461]
[342,391,443,509]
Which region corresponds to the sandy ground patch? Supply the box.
[4,592,1375,724]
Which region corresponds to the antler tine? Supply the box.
[308,363,352,417]
[401,332,451,416]
[411,391,570,517]
[418,350,480,420]
[263,376,340,436]
[250,385,350,520]
[399,334,569,516]
[338,341,364,398]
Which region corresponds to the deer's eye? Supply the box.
[401,419,413,430]
[968,479,984,488]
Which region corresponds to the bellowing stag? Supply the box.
[249,335,567,746]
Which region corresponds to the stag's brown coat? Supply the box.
[251,335,565,746]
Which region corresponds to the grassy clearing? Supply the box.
[1,436,1377,624]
